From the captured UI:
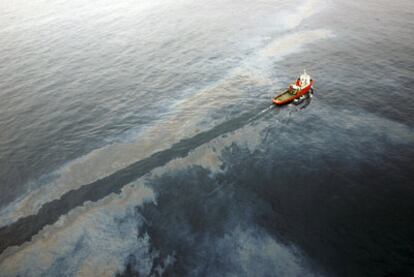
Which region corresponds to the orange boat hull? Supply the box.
[272,80,314,105]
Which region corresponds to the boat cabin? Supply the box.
[288,70,311,94]
[299,70,311,87]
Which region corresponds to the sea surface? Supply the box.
[0,0,413,276]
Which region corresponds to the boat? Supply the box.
[272,70,314,105]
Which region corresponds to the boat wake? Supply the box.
[254,105,274,118]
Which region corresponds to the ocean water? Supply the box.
[0,0,413,276]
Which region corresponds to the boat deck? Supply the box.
[274,90,296,102]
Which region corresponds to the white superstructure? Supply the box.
[299,70,311,87]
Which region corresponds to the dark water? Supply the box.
[0,0,413,276]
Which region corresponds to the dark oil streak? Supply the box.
[0,104,275,256]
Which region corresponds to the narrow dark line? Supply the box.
[0,105,273,255]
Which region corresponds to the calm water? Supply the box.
[0,0,413,276]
